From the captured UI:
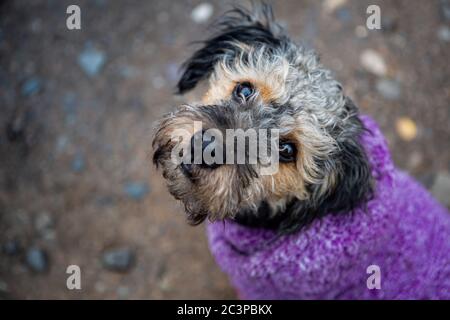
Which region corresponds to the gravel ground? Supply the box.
[0,0,449,299]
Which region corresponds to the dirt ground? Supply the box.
[0,0,449,299]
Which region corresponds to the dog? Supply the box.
[152,4,450,299]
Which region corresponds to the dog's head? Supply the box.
[153,4,373,233]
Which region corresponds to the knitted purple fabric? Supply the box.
[207,115,450,299]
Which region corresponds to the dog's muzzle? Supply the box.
[181,130,224,177]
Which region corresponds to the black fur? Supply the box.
[236,100,374,234]
[177,5,283,94]
[173,4,374,234]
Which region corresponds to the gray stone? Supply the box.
[21,77,42,96]
[124,182,149,200]
[55,135,69,153]
[34,212,54,232]
[191,3,214,24]
[72,152,85,173]
[376,79,401,100]
[94,281,107,293]
[336,7,351,23]
[117,286,130,299]
[437,26,450,42]
[78,47,106,77]
[34,212,56,241]
[431,172,450,207]
[25,248,49,273]
[102,247,135,272]
[440,0,450,21]
[360,49,387,77]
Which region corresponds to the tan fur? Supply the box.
[203,43,290,105]
[152,9,367,226]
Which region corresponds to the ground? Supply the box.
[0,0,449,299]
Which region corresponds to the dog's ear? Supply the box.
[319,98,374,216]
[177,4,283,94]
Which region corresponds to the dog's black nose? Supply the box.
[188,130,223,170]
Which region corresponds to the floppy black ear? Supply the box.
[177,4,283,94]
[326,127,373,214]
[315,97,374,217]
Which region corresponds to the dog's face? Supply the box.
[153,5,373,233]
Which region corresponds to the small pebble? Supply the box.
[360,49,387,77]
[95,281,107,293]
[124,182,150,200]
[78,47,106,77]
[159,276,171,291]
[431,172,450,207]
[102,247,135,272]
[376,79,401,100]
[440,0,450,21]
[21,77,42,96]
[437,26,450,42]
[336,7,351,22]
[25,248,49,273]
[56,135,69,153]
[34,212,54,232]
[396,117,417,141]
[407,151,423,170]
[34,212,56,241]
[71,152,85,173]
[191,3,214,24]
[355,25,368,38]
[117,286,130,299]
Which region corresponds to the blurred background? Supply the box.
[0,0,449,299]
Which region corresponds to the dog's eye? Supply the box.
[279,142,296,162]
[234,82,254,101]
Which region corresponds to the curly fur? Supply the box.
[153,3,373,233]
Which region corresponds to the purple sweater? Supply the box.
[207,115,450,299]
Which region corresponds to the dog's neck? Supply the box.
[233,199,313,234]
[234,201,286,230]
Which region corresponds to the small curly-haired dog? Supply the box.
[153,4,450,299]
